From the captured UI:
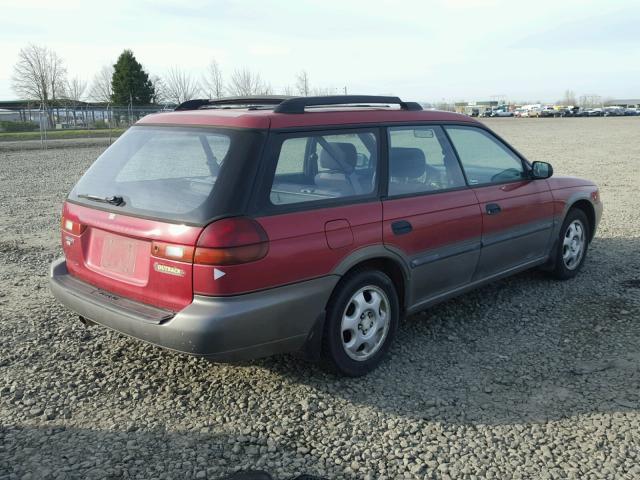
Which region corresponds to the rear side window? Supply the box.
[69,126,264,224]
[445,126,525,185]
[269,130,378,206]
[387,126,466,196]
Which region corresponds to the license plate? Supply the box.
[101,235,137,275]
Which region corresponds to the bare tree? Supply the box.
[64,77,87,102]
[311,86,338,96]
[12,44,67,123]
[579,94,602,108]
[227,68,270,96]
[162,67,201,104]
[150,75,168,105]
[88,65,114,103]
[281,85,294,96]
[202,59,224,99]
[61,77,87,126]
[261,82,274,95]
[295,70,310,96]
[562,89,577,106]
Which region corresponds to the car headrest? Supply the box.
[319,142,358,172]
[389,147,426,179]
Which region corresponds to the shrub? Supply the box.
[0,121,39,132]
[93,120,110,129]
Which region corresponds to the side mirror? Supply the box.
[531,161,553,179]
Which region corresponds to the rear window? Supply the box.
[69,126,264,224]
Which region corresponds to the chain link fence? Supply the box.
[0,104,173,150]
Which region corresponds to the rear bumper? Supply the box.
[49,258,338,361]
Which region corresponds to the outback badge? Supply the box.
[153,262,185,277]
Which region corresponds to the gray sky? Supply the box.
[1,0,639,103]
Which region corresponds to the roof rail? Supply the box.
[273,95,423,114]
[175,96,293,111]
[174,95,424,113]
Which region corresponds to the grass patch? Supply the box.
[0,128,127,142]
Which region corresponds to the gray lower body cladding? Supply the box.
[49,258,339,361]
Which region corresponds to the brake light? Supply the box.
[194,217,269,265]
[61,216,86,235]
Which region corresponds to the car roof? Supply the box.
[137,95,478,130]
[137,107,478,130]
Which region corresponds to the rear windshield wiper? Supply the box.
[77,194,125,206]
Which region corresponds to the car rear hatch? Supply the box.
[62,125,266,311]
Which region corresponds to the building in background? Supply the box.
[454,100,499,116]
[604,99,640,108]
[0,109,21,122]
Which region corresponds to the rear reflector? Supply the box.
[61,216,86,235]
[195,217,268,265]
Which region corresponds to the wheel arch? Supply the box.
[297,247,410,362]
[568,199,596,242]
[332,246,411,313]
[542,191,598,271]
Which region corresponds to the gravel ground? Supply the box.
[1,117,639,479]
[0,137,114,153]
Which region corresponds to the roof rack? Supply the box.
[274,95,423,114]
[175,96,293,111]
[174,95,423,113]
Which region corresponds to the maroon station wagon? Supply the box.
[50,95,602,376]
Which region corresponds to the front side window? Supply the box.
[445,126,525,185]
[269,130,378,206]
[387,126,466,196]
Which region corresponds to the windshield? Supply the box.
[69,126,263,224]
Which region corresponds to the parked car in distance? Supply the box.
[624,108,639,116]
[49,95,603,376]
[585,108,604,117]
[527,107,542,117]
[491,108,515,117]
[539,106,561,117]
[560,106,581,117]
[603,107,625,117]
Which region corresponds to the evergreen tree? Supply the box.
[110,50,154,105]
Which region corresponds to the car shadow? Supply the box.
[256,236,640,425]
[1,424,326,480]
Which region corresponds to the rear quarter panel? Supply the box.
[193,201,382,296]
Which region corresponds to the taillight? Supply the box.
[61,216,86,235]
[194,217,268,265]
[151,241,195,263]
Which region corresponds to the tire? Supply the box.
[552,209,590,280]
[321,269,399,376]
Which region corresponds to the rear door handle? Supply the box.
[486,203,502,215]
[391,220,413,235]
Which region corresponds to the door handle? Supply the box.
[486,203,502,215]
[391,220,413,235]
